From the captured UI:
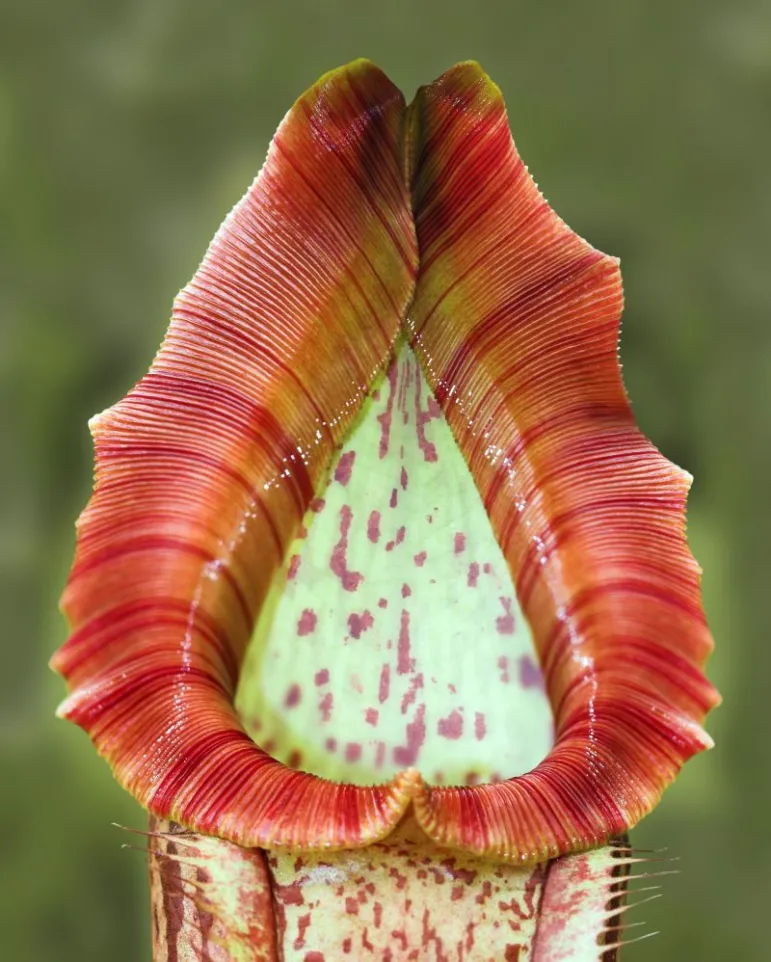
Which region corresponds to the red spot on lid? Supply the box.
[386,526,406,552]
[498,655,511,684]
[334,450,356,486]
[314,668,329,687]
[377,359,397,459]
[389,488,398,508]
[378,597,388,609]
[401,583,412,598]
[438,709,464,740]
[413,551,427,567]
[324,737,337,752]
[496,596,516,635]
[393,703,426,766]
[319,691,333,722]
[284,683,301,708]
[297,608,317,636]
[400,466,409,490]
[287,554,301,581]
[519,654,544,689]
[310,497,325,513]
[345,742,362,763]
[467,562,480,587]
[367,510,381,544]
[330,504,363,592]
[475,711,487,741]
[397,609,414,674]
[400,673,424,714]
[378,664,391,703]
[415,376,439,462]
[454,532,466,554]
[347,609,374,639]
[365,707,379,726]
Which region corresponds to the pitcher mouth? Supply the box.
[234,340,555,795]
[52,59,718,865]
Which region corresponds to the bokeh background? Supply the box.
[1,0,767,958]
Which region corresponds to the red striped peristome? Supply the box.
[54,59,421,851]
[404,63,719,860]
[52,59,718,864]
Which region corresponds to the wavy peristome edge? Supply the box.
[404,62,719,861]
[52,59,718,864]
[54,58,423,854]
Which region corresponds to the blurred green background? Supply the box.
[1,0,766,958]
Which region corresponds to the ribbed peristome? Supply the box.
[53,60,718,865]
